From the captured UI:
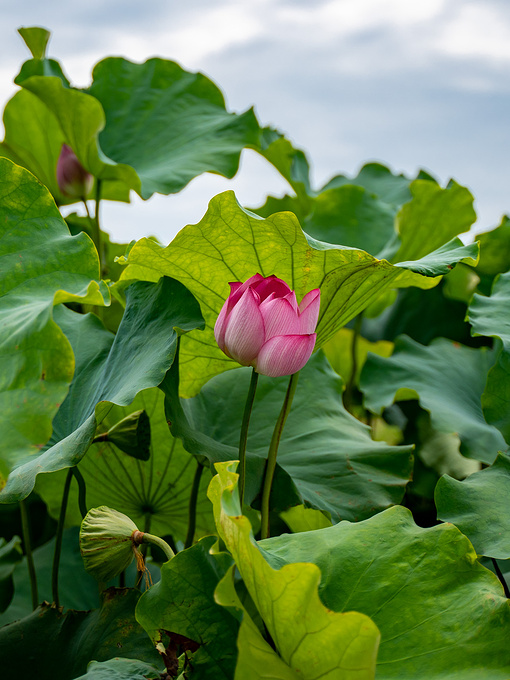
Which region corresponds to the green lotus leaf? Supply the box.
[360,336,506,463]
[14,47,259,203]
[37,388,215,543]
[260,505,510,679]
[73,658,161,680]
[255,127,313,207]
[0,158,109,495]
[0,527,99,626]
[1,275,203,503]
[136,536,238,680]
[393,179,476,263]
[208,462,380,679]
[255,163,474,268]
[280,505,332,534]
[120,191,477,396]
[436,452,510,559]
[214,563,302,680]
[0,88,131,204]
[468,271,510,441]
[361,281,475,347]
[0,589,159,680]
[88,57,260,199]
[0,537,23,613]
[322,327,393,387]
[473,215,510,293]
[164,350,413,522]
[18,26,51,61]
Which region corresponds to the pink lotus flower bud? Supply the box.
[214,273,320,377]
[56,144,93,198]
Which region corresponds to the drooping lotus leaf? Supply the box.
[13,37,260,202]
[0,158,108,494]
[214,564,303,680]
[360,336,506,463]
[0,90,72,203]
[0,276,204,503]
[136,536,239,680]
[208,462,380,679]
[120,190,478,396]
[164,350,413,522]
[0,589,159,680]
[468,271,510,441]
[87,57,260,199]
[37,388,215,543]
[436,453,510,559]
[260,505,510,679]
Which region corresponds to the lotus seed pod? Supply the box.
[80,506,140,583]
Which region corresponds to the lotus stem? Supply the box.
[72,467,88,519]
[132,530,175,562]
[260,371,300,539]
[238,369,259,507]
[20,500,38,611]
[185,460,205,549]
[52,468,73,608]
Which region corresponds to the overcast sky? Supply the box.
[1,0,509,245]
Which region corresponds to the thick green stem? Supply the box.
[238,369,259,507]
[20,500,38,611]
[260,372,300,539]
[138,532,175,562]
[343,313,363,413]
[72,467,88,519]
[52,468,73,608]
[185,460,205,549]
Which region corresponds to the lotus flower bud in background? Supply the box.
[80,506,141,583]
[214,273,320,377]
[56,144,93,198]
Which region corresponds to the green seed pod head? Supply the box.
[80,506,139,583]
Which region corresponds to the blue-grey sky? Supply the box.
[1,0,509,244]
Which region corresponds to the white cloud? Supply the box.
[434,3,510,63]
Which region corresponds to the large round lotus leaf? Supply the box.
[260,505,510,679]
[436,453,510,559]
[120,191,478,396]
